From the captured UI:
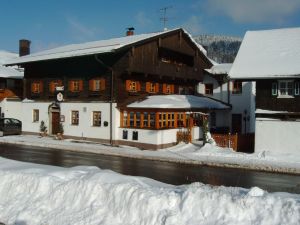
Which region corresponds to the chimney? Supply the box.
[126,27,135,36]
[19,39,31,56]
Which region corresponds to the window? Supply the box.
[123,111,128,127]
[205,84,214,95]
[69,80,83,92]
[31,81,43,94]
[295,82,300,96]
[146,82,159,93]
[163,84,174,94]
[92,111,101,126]
[278,80,293,97]
[126,80,141,92]
[71,111,79,125]
[89,78,105,91]
[49,80,63,93]
[271,82,278,96]
[33,109,39,122]
[232,81,242,94]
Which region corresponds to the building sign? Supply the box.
[57,92,64,102]
[55,86,64,91]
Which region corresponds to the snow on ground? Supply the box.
[1,135,300,174]
[0,156,299,225]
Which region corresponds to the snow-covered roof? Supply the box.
[0,51,23,78]
[6,28,207,65]
[127,95,230,110]
[205,63,232,75]
[229,27,300,79]
[0,65,23,78]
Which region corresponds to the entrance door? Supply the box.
[52,112,60,134]
[231,114,242,134]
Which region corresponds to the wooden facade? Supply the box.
[21,29,211,105]
[256,79,300,113]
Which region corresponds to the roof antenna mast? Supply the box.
[160,6,172,31]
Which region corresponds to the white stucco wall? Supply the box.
[0,99,22,120]
[198,75,256,134]
[255,118,300,155]
[118,126,203,147]
[60,102,112,139]
[21,101,116,140]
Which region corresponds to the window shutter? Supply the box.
[69,80,74,91]
[146,82,150,92]
[39,81,43,93]
[89,79,94,91]
[137,81,141,91]
[295,82,300,96]
[156,83,159,93]
[171,84,175,94]
[79,80,83,91]
[271,82,278,96]
[49,81,55,93]
[100,78,106,91]
[163,84,167,94]
[126,80,131,91]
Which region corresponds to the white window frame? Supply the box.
[294,82,300,96]
[271,82,278,96]
[33,109,39,122]
[278,80,294,98]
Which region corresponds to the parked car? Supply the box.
[0,118,22,136]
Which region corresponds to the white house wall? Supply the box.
[255,118,300,155]
[0,99,22,120]
[198,75,256,134]
[118,126,202,148]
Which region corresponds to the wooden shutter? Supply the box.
[68,80,74,92]
[89,79,94,91]
[146,82,151,92]
[137,81,141,91]
[49,81,55,93]
[100,78,106,91]
[162,84,167,94]
[39,81,43,93]
[126,80,131,91]
[79,80,83,91]
[155,83,159,93]
[171,84,175,94]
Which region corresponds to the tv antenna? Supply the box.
[160,6,172,31]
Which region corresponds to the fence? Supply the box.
[176,130,191,143]
[211,133,254,152]
[211,133,238,151]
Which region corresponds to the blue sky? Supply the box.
[1,0,300,53]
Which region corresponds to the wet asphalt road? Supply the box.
[0,143,300,193]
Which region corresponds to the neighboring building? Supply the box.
[0,51,23,119]
[6,28,230,149]
[198,63,255,134]
[229,27,300,154]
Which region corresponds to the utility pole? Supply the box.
[160,6,172,31]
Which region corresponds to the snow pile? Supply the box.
[0,157,299,225]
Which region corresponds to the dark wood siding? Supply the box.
[256,79,300,112]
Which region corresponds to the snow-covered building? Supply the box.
[6,28,230,149]
[198,63,255,135]
[229,27,300,154]
[0,51,23,120]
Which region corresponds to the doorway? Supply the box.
[49,103,60,135]
[231,114,242,134]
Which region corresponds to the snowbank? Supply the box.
[0,157,299,225]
